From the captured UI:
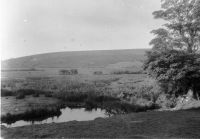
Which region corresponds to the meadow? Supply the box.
[1,70,152,122]
[1,52,158,126]
[1,49,200,138]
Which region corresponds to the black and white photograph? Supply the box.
[1,0,200,138]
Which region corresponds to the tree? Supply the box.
[150,0,200,53]
[144,0,200,99]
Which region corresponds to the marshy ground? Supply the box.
[1,61,200,138]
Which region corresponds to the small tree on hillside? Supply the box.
[144,0,200,99]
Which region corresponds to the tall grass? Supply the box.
[1,89,54,99]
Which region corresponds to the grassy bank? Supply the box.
[1,86,159,127]
[1,93,159,125]
[2,108,200,138]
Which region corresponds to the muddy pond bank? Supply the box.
[1,107,109,127]
[1,93,159,127]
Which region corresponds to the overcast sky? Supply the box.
[0,0,164,60]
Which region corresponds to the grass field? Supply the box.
[1,55,152,130]
[1,73,148,116]
[2,108,200,138]
[1,96,60,116]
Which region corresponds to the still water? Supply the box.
[2,107,109,127]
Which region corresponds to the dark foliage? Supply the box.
[144,50,200,97]
[1,89,14,96]
[111,70,143,75]
[102,101,159,115]
[59,69,78,75]
[144,0,200,99]
[1,89,54,99]
[1,108,62,125]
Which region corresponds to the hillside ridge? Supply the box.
[2,49,148,69]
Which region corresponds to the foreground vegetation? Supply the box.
[1,88,159,125]
[2,108,200,138]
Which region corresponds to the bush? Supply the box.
[44,91,53,97]
[156,94,177,109]
[16,89,36,96]
[93,71,103,75]
[102,100,158,114]
[132,78,161,103]
[32,93,40,97]
[59,69,78,75]
[111,70,143,75]
[15,89,47,98]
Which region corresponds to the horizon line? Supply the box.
[2,48,150,61]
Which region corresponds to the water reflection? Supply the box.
[2,107,109,127]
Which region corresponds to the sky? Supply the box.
[0,0,164,60]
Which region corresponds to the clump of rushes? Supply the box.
[1,89,14,96]
[1,107,62,125]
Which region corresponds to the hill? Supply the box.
[2,49,147,69]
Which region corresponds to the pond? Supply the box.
[1,107,110,128]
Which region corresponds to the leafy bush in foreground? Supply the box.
[131,78,161,104]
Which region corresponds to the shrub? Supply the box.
[32,93,40,97]
[44,91,53,97]
[93,71,103,75]
[156,94,177,109]
[59,69,78,75]
[102,100,158,114]
[70,69,78,75]
[132,78,161,103]
[16,89,36,96]
[111,70,143,75]
[15,89,47,98]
